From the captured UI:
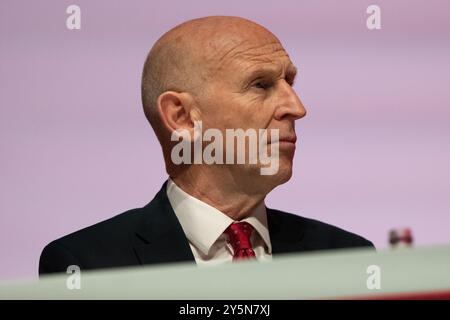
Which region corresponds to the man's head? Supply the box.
[141,16,307,195]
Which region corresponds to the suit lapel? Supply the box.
[132,183,309,264]
[133,181,196,266]
[267,207,308,255]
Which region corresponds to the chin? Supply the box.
[274,153,294,181]
[258,162,293,193]
[236,157,294,192]
[275,164,293,185]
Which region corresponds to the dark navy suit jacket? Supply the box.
[39,181,374,275]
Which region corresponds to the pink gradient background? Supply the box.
[1,0,449,280]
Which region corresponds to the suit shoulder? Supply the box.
[267,208,375,249]
[58,207,143,243]
[41,207,146,263]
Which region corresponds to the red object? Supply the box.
[389,228,413,246]
[341,289,450,300]
[224,222,256,261]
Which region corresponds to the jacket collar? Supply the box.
[266,207,308,255]
[133,181,196,266]
[133,180,308,265]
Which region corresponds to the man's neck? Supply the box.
[171,169,267,221]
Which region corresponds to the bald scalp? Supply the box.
[141,30,197,128]
[140,16,278,130]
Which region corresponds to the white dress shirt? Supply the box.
[166,178,273,265]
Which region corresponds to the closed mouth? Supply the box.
[271,136,297,144]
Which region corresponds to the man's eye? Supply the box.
[253,81,272,90]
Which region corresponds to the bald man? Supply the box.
[39,16,373,275]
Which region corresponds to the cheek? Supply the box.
[229,97,273,129]
[202,90,273,130]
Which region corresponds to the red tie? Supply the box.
[224,222,256,261]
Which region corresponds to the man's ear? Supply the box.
[157,91,198,135]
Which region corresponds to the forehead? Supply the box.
[208,35,294,75]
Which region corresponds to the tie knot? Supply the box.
[224,222,254,253]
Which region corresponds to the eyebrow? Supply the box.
[242,63,298,83]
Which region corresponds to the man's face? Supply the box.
[194,32,307,189]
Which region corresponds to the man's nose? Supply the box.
[273,82,307,121]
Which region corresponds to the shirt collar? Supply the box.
[166,178,272,256]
